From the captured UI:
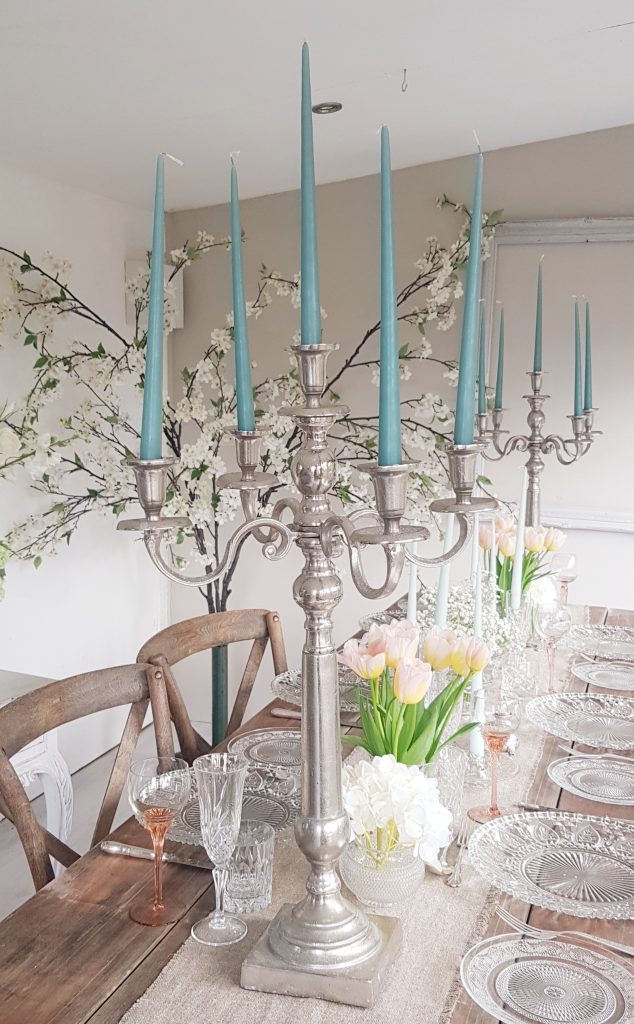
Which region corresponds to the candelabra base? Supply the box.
[240,904,402,1008]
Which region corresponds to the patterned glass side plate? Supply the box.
[227,728,301,767]
[547,755,634,806]
[468,810,634,919]
[271,668,366,713]
[567,624,634,661]
[358,610,404,632]
[461,933,634,1024]
[571,661,634,692]
[525,693,634,750]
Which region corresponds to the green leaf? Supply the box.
[398,344,410,358]
[33,355,48,368]
[24,333,37,347]
[486,209,504,227]
[33,555,42,569]
[341,735,370,751]
[477,474,492,486]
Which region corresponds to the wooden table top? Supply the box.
[0,605,632,1024]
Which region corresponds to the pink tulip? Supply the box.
[498,529,516,559]
[524,526,546,553]
[338,639,386,680]
[364,622,388,656]
[544,527,565,552]
[495,514,515,535]
[450,636,491,677]
[384,620,420,669]
[423,625,458,670]
[393,658,432,705]
[478,523,493,551]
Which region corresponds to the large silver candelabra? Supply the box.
[119,344,494,1007]
[476,371,598,527]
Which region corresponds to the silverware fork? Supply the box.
[496,905,634,958]
[446,815,472,889]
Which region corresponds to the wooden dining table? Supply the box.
[0,604,632,1024]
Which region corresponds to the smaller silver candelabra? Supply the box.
[476,371,599,527]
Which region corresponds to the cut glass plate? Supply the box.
[461,933,634,1024]
[567,625,634,662]
[271,668,365,713]
[468,810,634,919]
[571,661,634,692]
[525,693,634,750]
[169,791,291,846]
[547,755,634,806]
[227,727,302,767]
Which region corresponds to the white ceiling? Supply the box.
[2,0,634,211]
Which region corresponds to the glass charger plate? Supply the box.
[460,932,634,1024]
[567,625,634,662]
[227,728,301,768]
[271,668,365,713]
[572,661,634,692]
[169,790,292,846]
[548,755,634,806]
[525,693,634,750]
[468,810,634,919]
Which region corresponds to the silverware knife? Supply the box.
[271,707,360,727]
[100,840,211,869]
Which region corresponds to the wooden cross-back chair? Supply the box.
[0,662,177,892]
[137,608,288,762]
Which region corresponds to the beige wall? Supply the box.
[167,124,634,722]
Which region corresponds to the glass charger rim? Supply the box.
[271,667,365,712]
[468,809,634,920]
[168,790,294,846]
[227,727,302,765]
[525,693,634,751]
[547,755,634,806]
[460,931,634,1024]
[571,661,634,690]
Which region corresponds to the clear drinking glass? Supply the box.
[225,820,275,914]
[468,692,521,824]
[127,757,191,927]
[551,552,578,606]
[535,603,572,693]
[191,752,248,946]
[431,745,467,872]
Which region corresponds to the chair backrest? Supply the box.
[137,608,288,760]
[0,662,177,892]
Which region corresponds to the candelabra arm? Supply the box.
[321,513,406,600]
[484,432,529,461]
[143,516,293,588]
[238,489,300,545]
[404,513,471,568]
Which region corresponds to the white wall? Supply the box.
[0,162,169,773]
[166,124,634,724]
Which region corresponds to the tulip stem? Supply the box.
[392,703,406,758]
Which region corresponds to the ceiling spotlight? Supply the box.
[312,101,342,115]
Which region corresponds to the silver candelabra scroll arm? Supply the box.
[117,452,294,587]
[320,511,407,600]
[404,512,471,567]
[143,515,293,587]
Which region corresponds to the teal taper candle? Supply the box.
[533,262,543,373]
[584,301,592,411]
[230,162,255,432]
[477,303,487,415]
[494,306,505,410]
[300,43,321,345]
[453,150,483,445]
[378,125,401,467]
[574,300,582,416]
[140,154,165,461]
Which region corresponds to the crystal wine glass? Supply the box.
[191,752,248,946]
[535,603,572,693]
[468,692,521,824]
[127,756,191,926]
[551,552,577,606]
